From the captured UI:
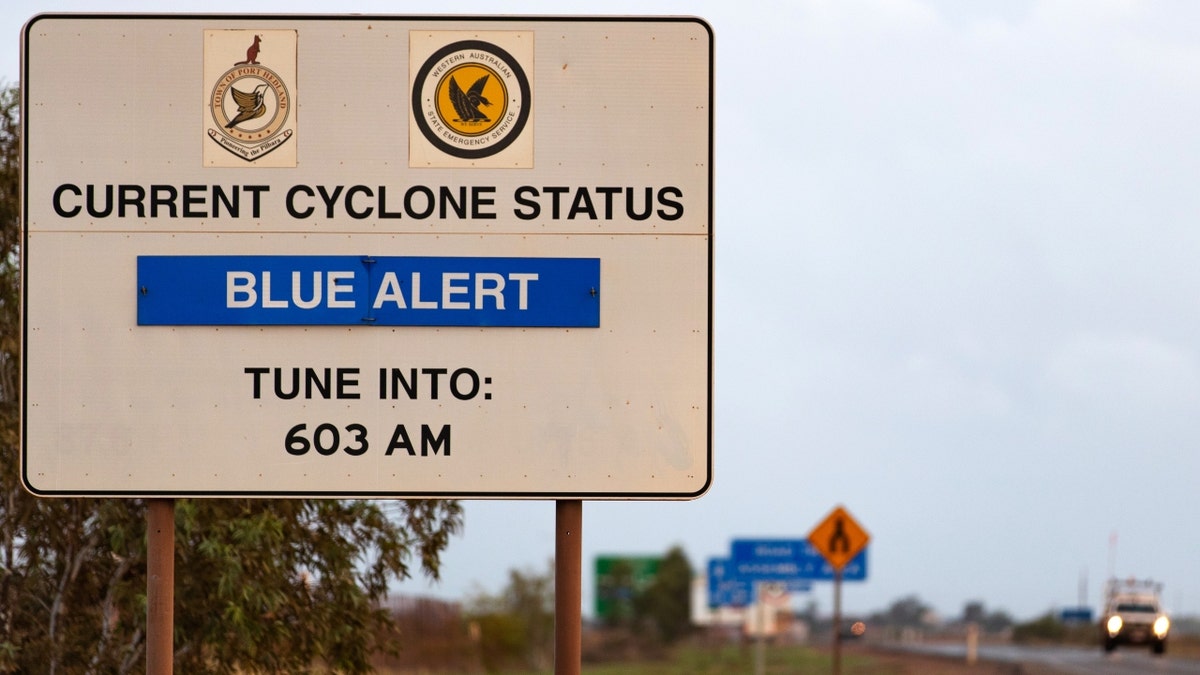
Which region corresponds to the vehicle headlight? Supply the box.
[1106,615,1123,635]
[1154,616,1170,638]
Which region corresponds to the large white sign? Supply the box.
[21,15,712,498]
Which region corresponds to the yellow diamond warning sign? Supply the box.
[807,505,870,571]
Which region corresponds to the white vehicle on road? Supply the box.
[1101,578,1170,655]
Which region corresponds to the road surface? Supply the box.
[893,641,1200,675]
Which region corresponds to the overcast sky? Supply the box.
[10,1,1200,623]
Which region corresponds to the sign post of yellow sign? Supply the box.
[808,505,869,675]
[807,505,870,570]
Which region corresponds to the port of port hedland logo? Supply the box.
[411,33,533,167]
[204,29,298,167]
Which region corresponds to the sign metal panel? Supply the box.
[21,15,713,498]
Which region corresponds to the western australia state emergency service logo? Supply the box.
[204,29,298,167]
[410,32,533,168]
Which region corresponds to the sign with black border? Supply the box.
[21,14,713,499]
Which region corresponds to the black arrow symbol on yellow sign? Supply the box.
[829,517,850,554]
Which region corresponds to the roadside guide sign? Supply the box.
[707,558,811,608]
[595,555,660,620]
[708,558,753,608]
[21,15,713,498]
[730,539,868,582]
[807,506,871,571]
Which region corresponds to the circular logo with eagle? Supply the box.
[209,36,291,147]
[412,40,530,159]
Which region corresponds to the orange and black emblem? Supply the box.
[413,40,530,159]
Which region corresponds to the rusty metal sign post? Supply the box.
[555,501,583,674]
[146,500,175,674]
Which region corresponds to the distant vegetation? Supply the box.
[371,547,693,673]
[1011,613,1077,644]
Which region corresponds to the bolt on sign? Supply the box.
[20,15,713,499]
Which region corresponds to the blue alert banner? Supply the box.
[137,255,600,327]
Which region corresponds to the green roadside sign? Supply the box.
[594,556,660,621]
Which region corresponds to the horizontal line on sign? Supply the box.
[28,229,709,236]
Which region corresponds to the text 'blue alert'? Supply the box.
[137,255,600,327]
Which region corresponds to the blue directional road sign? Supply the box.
[708,558,753,607]
[730,539,867,582]
[707,558,812,608]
